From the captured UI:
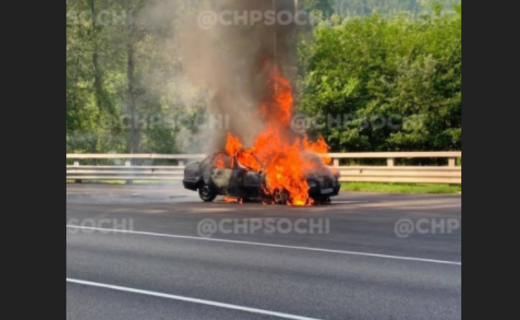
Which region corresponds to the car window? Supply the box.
[214,153,233,169]
[237,152,263,172]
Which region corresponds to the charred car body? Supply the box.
[183,152,340,204]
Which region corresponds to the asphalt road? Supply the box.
[66,183,462,320]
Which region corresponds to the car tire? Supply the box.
[273,189,289,205]
[199,183,217,202]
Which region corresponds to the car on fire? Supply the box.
[183,152,341,204]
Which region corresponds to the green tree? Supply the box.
[66,0,208,154]
[298,4,461,152]
[300,0,336,14]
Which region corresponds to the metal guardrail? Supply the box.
[66,152,462,184]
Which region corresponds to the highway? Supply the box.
[66,184,461,320]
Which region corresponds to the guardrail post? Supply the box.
[387,158,395,167]
[178,160,185,167]
[448,158,458,186]
[125,159,133,185]
[333,158,339,167]
[448,158,456,167]
[73,159,82,184]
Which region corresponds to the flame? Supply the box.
[215,153,226,169]
[223,65,331,206]
[225,133,242,157]
[224,196,241,203]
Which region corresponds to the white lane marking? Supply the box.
[66,225,461,266]
[67,278,322,320]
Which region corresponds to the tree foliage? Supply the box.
[298,4,461,151]
[66,0,205,154]
[333,0,460,17]
[66,0,461,154]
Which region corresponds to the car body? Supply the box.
[183,152,340,204]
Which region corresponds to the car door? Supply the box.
[227,157,248,196]
[228,155,265,198]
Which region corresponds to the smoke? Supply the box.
[146,0,301,153]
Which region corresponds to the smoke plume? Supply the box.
[172,0,301,151]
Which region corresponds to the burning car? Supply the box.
[184,64,340,206]
[183,151,340,205]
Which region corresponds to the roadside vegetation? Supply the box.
[67,0,461,154]
[66,180,461,195]
[341,182,461,194]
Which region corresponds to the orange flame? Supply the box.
[215,153,226,169]
[224,65,331,206]
[224,196,241,204]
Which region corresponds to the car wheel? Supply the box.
[312,197,331,205]
[273,189,289,205]
[199,183,217,202]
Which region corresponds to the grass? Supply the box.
[341,182,461,194]
[67,180,461,194]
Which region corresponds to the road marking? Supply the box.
[67,278,322,320]
[66,225,461,266]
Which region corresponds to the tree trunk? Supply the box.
[127,21,139,154]
[90,0,104,152]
